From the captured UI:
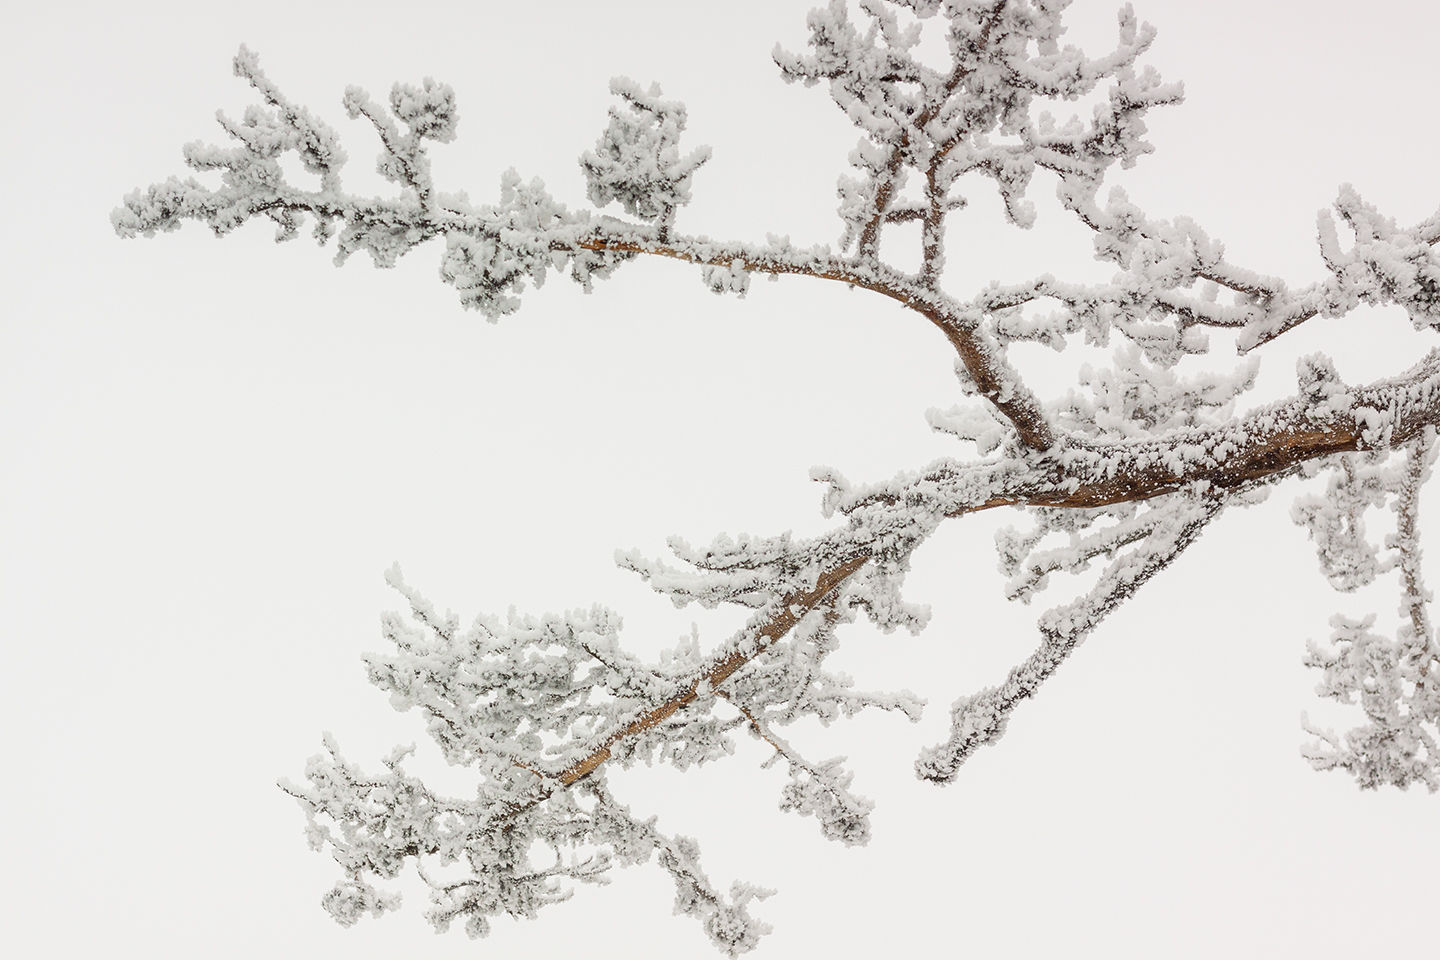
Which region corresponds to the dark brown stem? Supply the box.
[855,2,1006,260]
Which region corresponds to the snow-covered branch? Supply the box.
[115,0,1440,951]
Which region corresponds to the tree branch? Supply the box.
[544,350,1440,795]
[830,349,1440,518]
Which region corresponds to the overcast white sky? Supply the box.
[4,0,1439,956]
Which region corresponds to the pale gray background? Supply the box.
[4,0,1437,956]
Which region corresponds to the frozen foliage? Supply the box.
[115,0,1440,952]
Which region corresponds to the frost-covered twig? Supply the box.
[721,691,878,845]
[1299,430,1440,791]
[917,489,1222,781]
